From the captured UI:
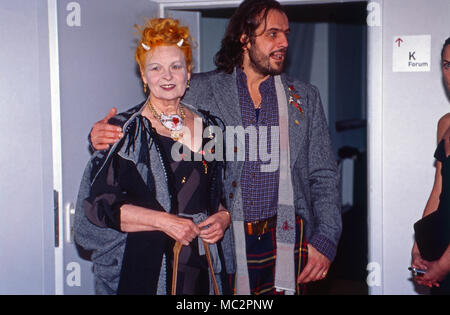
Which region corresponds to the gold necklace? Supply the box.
[146,99,186,141]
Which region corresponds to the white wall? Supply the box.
[370,0,450,294]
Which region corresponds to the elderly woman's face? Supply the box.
[142,45,190,103]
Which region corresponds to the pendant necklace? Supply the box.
[146,99,185,141]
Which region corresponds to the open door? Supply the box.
[156,0,372,295]
[51,0,159,294]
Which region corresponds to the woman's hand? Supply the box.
[159,213,200,246]
[198,210,231,244]
[411,243,428,272]
[414,245,450,288]
[411,243,433,287]
[420,259,448,288]
[120,205,199,246]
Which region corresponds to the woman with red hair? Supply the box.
[74,18,231,295]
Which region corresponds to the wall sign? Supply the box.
[393,35,431,72]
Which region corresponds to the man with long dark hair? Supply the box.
[88,0,341,295]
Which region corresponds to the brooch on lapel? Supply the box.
[202,160,208,174]
[288,85,304,121]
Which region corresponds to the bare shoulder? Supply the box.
[438,113,450,129]
[437,113,450,140]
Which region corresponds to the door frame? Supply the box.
[156,0,384,295]
[48,0,384,295]
[155,0,384,295]
[48,0,64,295]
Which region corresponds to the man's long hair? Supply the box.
[214,0,285,74]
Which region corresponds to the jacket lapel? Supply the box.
[207,71,306,169]
[209,69,243,127]
[281,75,306,169]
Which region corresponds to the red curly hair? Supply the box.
[135,18,193,72]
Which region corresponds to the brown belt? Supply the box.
[244,215,277,236]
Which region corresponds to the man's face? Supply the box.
[245,10,290,76]
[443,45,450,93]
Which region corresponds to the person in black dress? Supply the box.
[411,37,450,294]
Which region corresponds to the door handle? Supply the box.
[54,190,60,247]
[65,202,75,243]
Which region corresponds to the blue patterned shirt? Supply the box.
[236,68,280,222]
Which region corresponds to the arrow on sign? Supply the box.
[395,38,404,47]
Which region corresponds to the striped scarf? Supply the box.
[232,75,297,294]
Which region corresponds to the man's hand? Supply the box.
[90,107,123,151]
[297,244,331,284]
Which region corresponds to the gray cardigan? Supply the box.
[183,70,342,261]
[74,102,234,294]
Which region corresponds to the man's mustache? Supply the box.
[269,48,288,57]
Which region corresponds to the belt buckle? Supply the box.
[245,218,273,236]
[260,219,269,235]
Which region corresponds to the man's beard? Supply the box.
[248,44,286,76]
